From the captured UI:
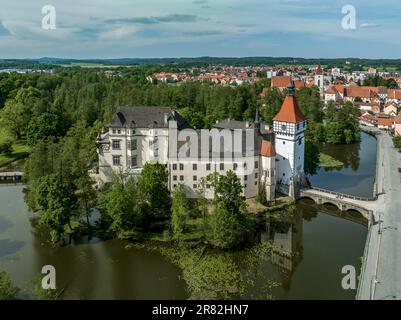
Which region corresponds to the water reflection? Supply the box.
[256,200,368,299]
[309,132,377,197]
[0,186,368,300]
[0,216,13,232]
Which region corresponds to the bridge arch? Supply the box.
[322,201,341,211]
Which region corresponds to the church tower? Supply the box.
[314,61,324,97]
[273,82,307,198]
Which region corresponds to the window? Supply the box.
[193,164,197,171]
[244,162,247,169]
[112,156,121,166]
[281,124,287,131]
[112,129,116,134]
[206,163,211,171]
[206,184,211,189]
[180,176,184,181]
[244,175,248,181]
[220,163,224,171]
[193,184,197,189]
[255,173,258,179]
[173,176,177,181]
[298,138,302,145]
[131,156,137,167]
[255,181,258,186]
[283,157,286,160]
[179,164,184,170]
[283,141,285,145]
[193,176,197,181]
[255,161,258,169]
[173,164,177,170]
[132,139,137,150]
[244,184,247,188]
[233,163,238,171]
[117,129,121,134]
[283,173,286,177]
[112,140,120,150]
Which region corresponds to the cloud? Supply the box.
[105,14,199,25]
[98,25,137,41]
[0,21,10,36]
[181,30,224,36]
[360,23,381,28]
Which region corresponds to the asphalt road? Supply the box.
[358,132,401,300]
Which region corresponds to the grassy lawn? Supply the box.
[0,128,30,169]
[319,153,344,168]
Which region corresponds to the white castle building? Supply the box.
[97,82,307,201]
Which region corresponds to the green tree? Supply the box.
[0,87,41,139]
[304,139,320,176]
[99,174,147,237]
[393,136,401,149]
[0,271,19,300]
[26,113,63,146]
[171,184,190,239]
[35,173,77,243]
[206,171,251,249]
[0,138,13,156]
[138,163,171,217]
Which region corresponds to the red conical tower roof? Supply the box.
[273,82,306,123]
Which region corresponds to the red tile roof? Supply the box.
[260,140,276,157]
[387,89,401,100]
[273,95,306,123]
[325,86,338,94]
[377,118,393,127]
[394,115,401,124]
[271,76,292,88]
[345,86,378,99]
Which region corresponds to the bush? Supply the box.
[393,136,401,149]
[0,271,19,300]
[0,139,13,155]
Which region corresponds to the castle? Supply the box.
[97,81,307,202]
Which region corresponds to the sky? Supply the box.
[0,0,400,59]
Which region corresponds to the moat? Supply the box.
[0,133,376,300]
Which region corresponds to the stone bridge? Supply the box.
[299,187,377,223]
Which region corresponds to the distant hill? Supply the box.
[2,56,401,70]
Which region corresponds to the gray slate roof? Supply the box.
[110,106,192,130]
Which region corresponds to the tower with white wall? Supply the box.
[314,62,324,97]
[273,82,307,198]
